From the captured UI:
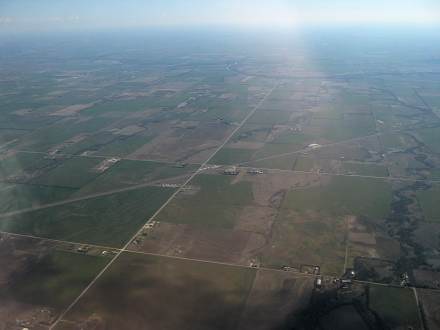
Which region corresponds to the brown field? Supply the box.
[419,289,440,330]
[130,171,321,267]
[60,252,257,330]
[0,234,108,330]
[238,270,314,330]
[52,103,96,117]
[128,121,235,163]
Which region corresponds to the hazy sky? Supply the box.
[1,0,439,31]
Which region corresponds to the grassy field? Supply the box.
[63,252,256,330]
[1,250,109,311]
[31,157,102,188]
[0,186,175,247]
[270,131,310,146]
[231,124,272,143]
[427,168,440,180]
[307,116,376,142]
[76,160,197,195]
[381,133,417,150]
[0,152,56,180]
[248,154,297,170]
[416,127,440,153]
[320,305,369,330]
[60,131,116,155]
[81,95,188,116]
[94,133,154,157]
[0,128,29,145]
[417,184,440,222]
[418,289,440,330]
[157,174,254,228]
[0,183,75,213]
[294,156,326,172]
[238,270,314,330]
[369,286,421,329]
[209,148,255,165]
[282,176,392,219]
[248,110,292,125]
[253,143,301,160]
[210,144,301,166]
[19,116,115,152]
[261,209,347,275]
[341,162,389,177]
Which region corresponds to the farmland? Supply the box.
[59,253,257,330]
[0,235,110,329]
[1,28,438,329]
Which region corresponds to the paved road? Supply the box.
[9,149,201,166]
[236,165,440,184]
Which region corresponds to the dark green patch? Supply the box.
[157,174,253,228]
[0,186,174,247]
[283,176,392,219]
[2,250,108,311]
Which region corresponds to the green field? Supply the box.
[64,253,256,330]
[248,110,292,125]
[60,129,152,158]
[231,124,272,143]
[157,174,253,228]
[94,133,153,157]
[270,131,310,146]
[31,157,102,188]
[0,152,56,180]
[307,116,376,142]
[369,286,421,329]
[416,127,440,153]
[417,184,440,222]
[427,168,440,181]
[0,129,29,145]
[342,162,389,177]
[282,176,392,219]
[210,144,301,166]
[253,143,301,160]
[262,209,347,275]
[294,156,320,172]
[0,183,75,213]
[381,133,416,150]
[0,186,174,247]
[248,153,297,170]
[82,95,188,115]
[60,131,116,155]
[76,160,197,196]
[1,250,108,311]
[19,116,115,152]
[210,148,255,165]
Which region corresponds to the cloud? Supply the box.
[0,0,439,32]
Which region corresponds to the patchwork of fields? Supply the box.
[1,31,440,329]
